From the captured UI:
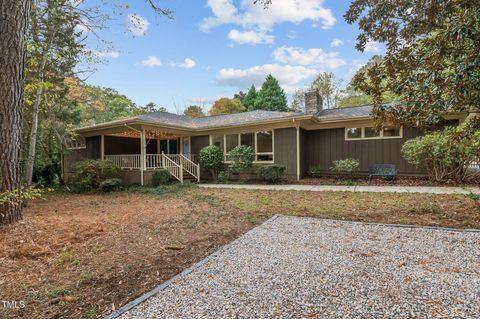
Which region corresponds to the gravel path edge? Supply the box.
[103,215,480,319]
[102,215,282,319]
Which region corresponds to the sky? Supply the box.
[81,0,383,113]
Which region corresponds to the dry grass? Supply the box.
[0,186,478,318]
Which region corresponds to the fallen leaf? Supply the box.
[62,296,79,302]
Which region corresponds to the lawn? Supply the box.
[1,185,479,318]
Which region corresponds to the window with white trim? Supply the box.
[209,130,274,163]
[345,126,403,140]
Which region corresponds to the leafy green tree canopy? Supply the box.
[210,98,245,115]
[345,0,480,126]
[242,85,257,110]
[254,74,288,111]
[183,105,205,118]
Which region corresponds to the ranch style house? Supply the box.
[63,90,466,185]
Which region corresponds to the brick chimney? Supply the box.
[304,89,323,114]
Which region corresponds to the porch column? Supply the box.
[296,126,300,181]
[140,129,146,186]
[100,135,105,160]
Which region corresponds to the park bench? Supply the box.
[368,164,399,183]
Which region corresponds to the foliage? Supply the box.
[209,98,245,115]
[254,74,288,111]
[330,158,360,176]
[310,72,342,109]
[0,187,46,207]
[345,1,480,126]
[99,178,123,193]
[242,85,257,110]
[183,105,205,118]
[308,165,322,178]
[401,120,480,182]
[229,145,255,173]
[152,169,171,187]
[233,90,246,102]
[72,160,120,191]
[256,164,286,183]
[199,145,224,179]
[290,89,306,112]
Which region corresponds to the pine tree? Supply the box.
[254,75,288,111]
[242,85,257,110]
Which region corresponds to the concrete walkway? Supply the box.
[198,183,480,195]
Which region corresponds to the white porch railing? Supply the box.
[105,154,199,183]
[105,155,141,170]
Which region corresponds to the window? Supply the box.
[169,139,178,154]
[346,128,362,139]
[345,126,403,140]
[210,130,274,163]
[364,127,381,138]
[160,140,168,153]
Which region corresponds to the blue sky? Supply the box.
[81,0,383,113]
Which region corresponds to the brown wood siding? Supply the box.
[304,127,426,175]
[274,128,297,176]
[63,136,100,174]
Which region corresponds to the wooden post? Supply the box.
[296,126,300,181]
[100,135,105,160]
[140,130,146,186]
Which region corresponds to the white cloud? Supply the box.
[228,29,274,45]
[141,56,162,67]
[178,58,196,69]
[217,63,318,93]
[200,0,335,46]
[128,14,150,36]
[88,49,120,59]
[273,46,346,69]
[330,38,343,48]
[75,22,90,33]
[200,0,336,31]
[188,96,218,105]
[364,40,381,53]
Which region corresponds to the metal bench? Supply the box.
[368,164,399,183]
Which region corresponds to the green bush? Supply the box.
[99,178,123,193]
[152,169,171,187]
[72,160,120,191]
[402,120,480,182]
[229,145,255,172]
[257,164,286,183]
[199,145,224,179]
[330,158,360,176]
[308,165,322,177]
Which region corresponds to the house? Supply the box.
[63,90,465,185]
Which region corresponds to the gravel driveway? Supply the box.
[115,216,480,319]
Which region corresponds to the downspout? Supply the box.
[293,119,301,181]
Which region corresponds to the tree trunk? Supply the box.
[0,0,30,224]
[25,86,43,186]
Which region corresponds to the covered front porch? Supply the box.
[92,126,200,185]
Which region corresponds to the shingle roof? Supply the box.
[317,105,372,119]
[137,110,303,129]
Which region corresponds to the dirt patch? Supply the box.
[0,187,478,318]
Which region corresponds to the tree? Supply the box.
[210,98,245,115]
[233,90,246,102]
[0,0,30,224]
[242,85,257,110]
[310,72,342,109]
[183,105,205,118]
[345,0,480,126]
[254,74,288,111]
[290,89,306,112]
[141,102,158,113]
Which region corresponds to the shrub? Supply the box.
[402,120,480,182]
[308,165,322,177]
[199,145,224,179]
[330,158,360,177]
[152,169,171,187]
[257,164,286,183]
[72,160,120,191]
[99,178,123,193]
[229,145,255,172]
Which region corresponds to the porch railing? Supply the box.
[105,154,199,183]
